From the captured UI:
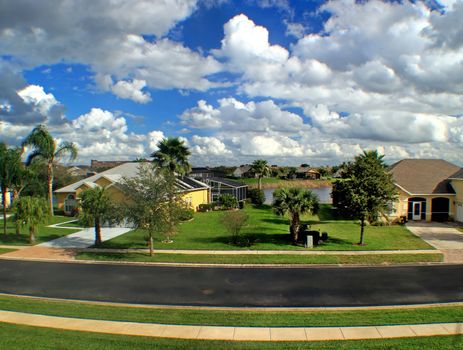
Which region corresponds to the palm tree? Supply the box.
[14,196,50,243]
[151,137,191,176]
[0,143,23,235]
[79,186,114,245]
[273,188,319,244]
[251,159,271,190]
[22,124,78,217]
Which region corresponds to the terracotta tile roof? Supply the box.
[389,159,461,195]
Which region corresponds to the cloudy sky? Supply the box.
[1,0,462,166]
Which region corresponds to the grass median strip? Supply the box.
[0,294,461,327]
[76,252,443,265]
[0,323,461,349]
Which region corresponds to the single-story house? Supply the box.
[388,159,463,222]
[295,167,321,180]
[55,162,211,215]
[189,167,214,180]
[232,165,254,178]
[205,177,248,202]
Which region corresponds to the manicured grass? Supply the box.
[0,294,461,327]
[77,252,443,265]
[99,205,433,251]
[0,216,79,245]
[0,248,16,254]
[0,323,461,350]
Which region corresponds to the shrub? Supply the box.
[198,204,211,212]
[218,194,238,210]
[221,210,249,245]
[178,207,194,221]
[248,188,265,205]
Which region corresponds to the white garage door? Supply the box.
[456,203,463,223]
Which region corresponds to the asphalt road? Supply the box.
[0,260,462,307]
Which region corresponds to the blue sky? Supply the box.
[1,0,462,166]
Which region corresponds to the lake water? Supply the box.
[263,187,332,205]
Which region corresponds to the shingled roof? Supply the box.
[55,162,208,193]
[389,159,461,195]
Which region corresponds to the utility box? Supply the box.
[306,235,313,248]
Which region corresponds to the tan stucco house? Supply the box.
[55,162,211,215]
[388,159,463,223]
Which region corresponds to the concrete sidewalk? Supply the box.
[0,310,461,341]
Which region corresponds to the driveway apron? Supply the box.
[407,222,463,263]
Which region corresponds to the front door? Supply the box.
[412,202,421,220]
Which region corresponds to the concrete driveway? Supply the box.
[38,227,132,249]
[406,221,463,262]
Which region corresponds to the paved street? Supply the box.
[0,260,461,307]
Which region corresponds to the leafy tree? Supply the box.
[22,125,78,216]
[14,196,50,243]
[79,186,115,245]
[332,150,397,245]
[221,210,249,245]
[273,188,319,244]
[151,137,191,176]
[0,143,23,235]
[218,194,238,210]
[248,188,265,205]
[251,159,270,190]
[118,164,184,255]
[286,167,297,180]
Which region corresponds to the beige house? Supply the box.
[388,159,463,223]
[55,162,211,215]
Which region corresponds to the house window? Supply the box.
[64,194,76,213]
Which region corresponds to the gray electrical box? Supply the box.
[306,235,313,248]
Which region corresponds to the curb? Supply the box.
[2,292,463,312]
[0,254,453,269]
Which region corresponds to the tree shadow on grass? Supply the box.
[261,217,289,226]
[0,234,30,245]
[191,232,294,248]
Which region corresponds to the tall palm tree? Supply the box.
[151,137,191,176]
[14,196,50,243]
[22,124,77,217]
[79,186,114,245]
[251,159,271,190]
[273,188,319,244]
[0,143,23,235]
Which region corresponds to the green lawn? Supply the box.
[99,204,433,251]
[0,323,461,350]
[77,252,443,264]
[0,216,79,245]
[0,294,461,327]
